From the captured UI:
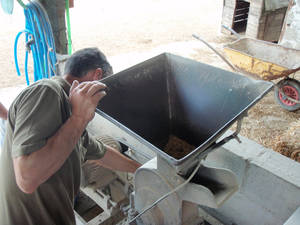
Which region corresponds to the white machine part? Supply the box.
[83,117,238,225]
[128,156,238,225]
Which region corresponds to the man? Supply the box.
[0,47,140,225]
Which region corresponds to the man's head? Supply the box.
[64,48,113,82]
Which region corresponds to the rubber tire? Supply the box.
[274,78,300,112]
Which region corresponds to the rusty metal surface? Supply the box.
[266,66,300,80]
[224,38,300,80]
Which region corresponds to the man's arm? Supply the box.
[92,144,141,173]
[13,80,107,194]
[0,102,7,120]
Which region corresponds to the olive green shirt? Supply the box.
[0,77,106,225]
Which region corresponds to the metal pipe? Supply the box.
[192,34,240,72]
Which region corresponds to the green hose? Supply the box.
[65,0,72,55]
[17,0,27,9]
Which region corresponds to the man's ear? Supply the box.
[94,68,103,80]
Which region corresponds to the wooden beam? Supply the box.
[39,0,68,54]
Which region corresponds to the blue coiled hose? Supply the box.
[14,1,57,85]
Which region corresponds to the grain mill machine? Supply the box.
[86,53,273,225]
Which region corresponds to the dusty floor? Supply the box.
[0,0,299,162]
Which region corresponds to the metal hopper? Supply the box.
[93,53,273,170]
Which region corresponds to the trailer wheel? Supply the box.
[274,79,300,112]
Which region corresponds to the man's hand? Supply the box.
[69,80,106,125]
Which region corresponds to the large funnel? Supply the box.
[96,53,273,166]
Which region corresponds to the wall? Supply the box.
[201,131,300,225]
[279,0,300,50]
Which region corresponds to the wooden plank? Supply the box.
[234,13,249,21]
[236,1,250,8]
[247,7,287,42]
[263,8,287,42]
[235,7,250,15]
[233,19,248,24]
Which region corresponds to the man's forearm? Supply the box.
[94,144,141,173]
[13,115,87,193]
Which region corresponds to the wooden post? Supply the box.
[39,0,68,54]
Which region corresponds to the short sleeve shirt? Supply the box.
[0,119,6,149]
[0,77,106,225]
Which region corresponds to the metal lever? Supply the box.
[216,116,244,147]
[192,34,239,72]
[199,115,245,159]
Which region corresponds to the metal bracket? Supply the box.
[231,116,243,143]
[202,114,246,157]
